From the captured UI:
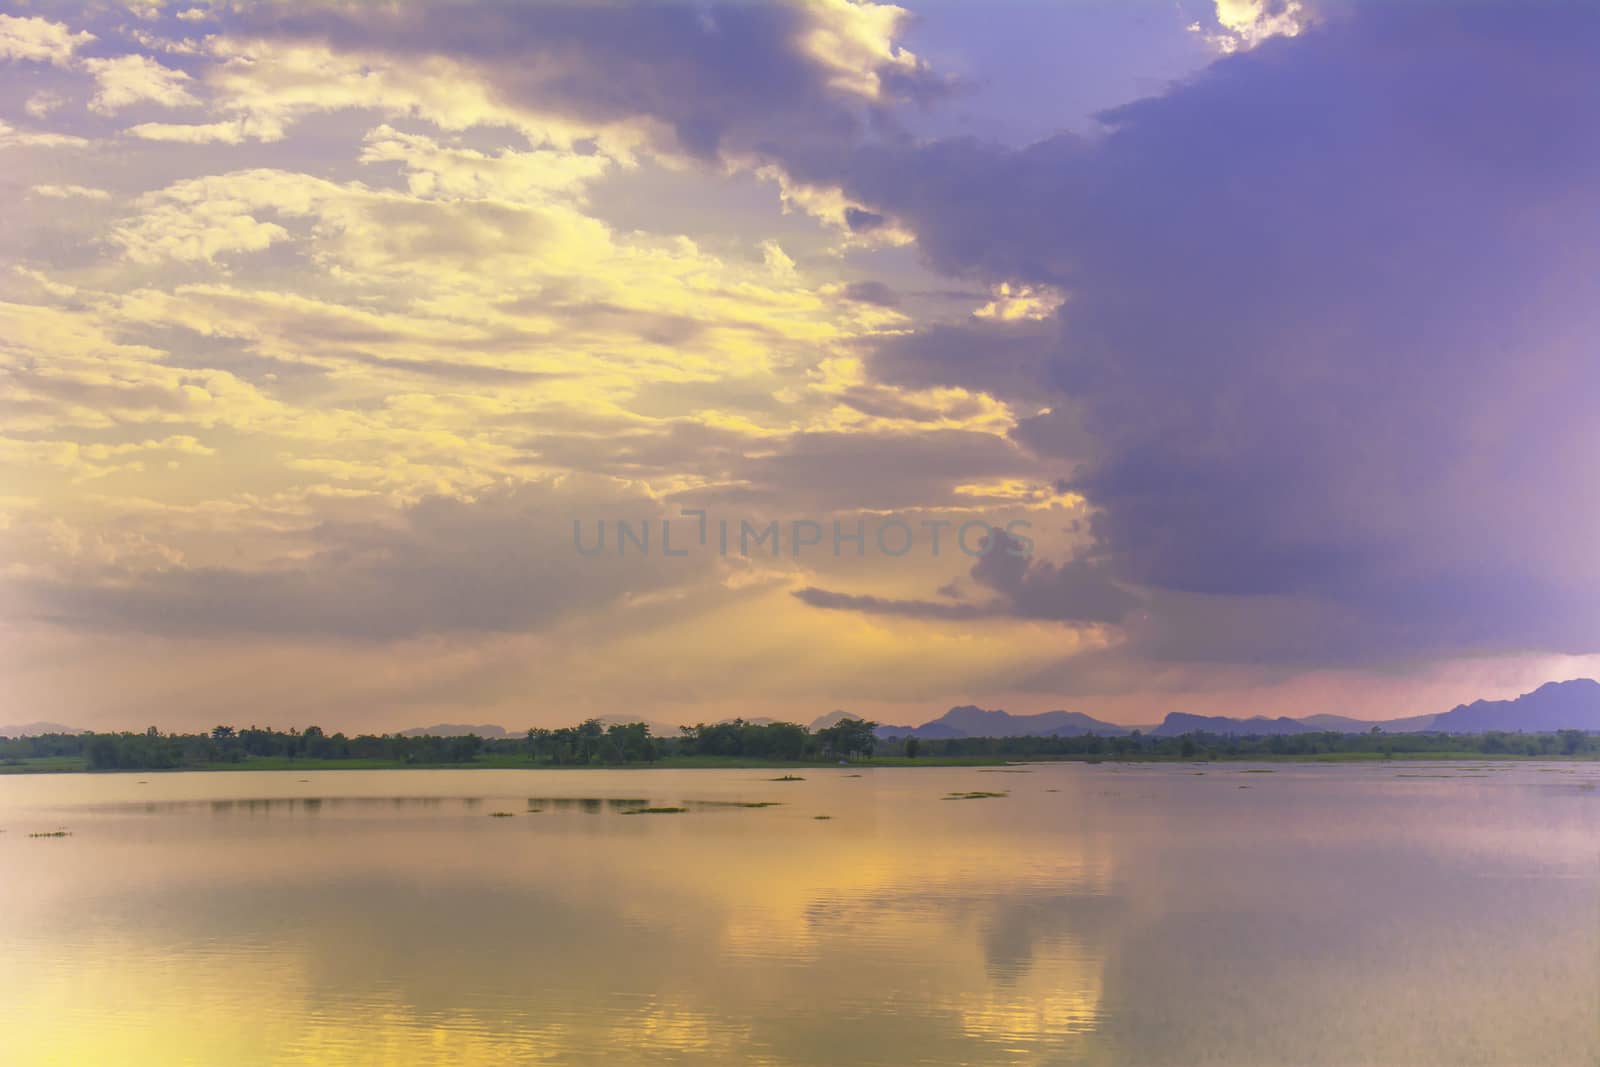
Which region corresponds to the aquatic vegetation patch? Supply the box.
[813,815,832,820]
[622,806,688,815]
[488,811,516,818]
[943,791,1008,800]
[30,830,71,838]
[691,800,783,809]
[770,775,805,781]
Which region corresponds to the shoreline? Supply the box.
[4,751,1597,775]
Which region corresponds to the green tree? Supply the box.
[818,717,877,760]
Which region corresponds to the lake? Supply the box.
[2,762,1597,1066]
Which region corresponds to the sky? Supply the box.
[3,0,1599,733]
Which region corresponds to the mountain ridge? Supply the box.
[381,679,1600,742]
[0,721,87,738]
[867,679,1600,739]
[396,723,511,739]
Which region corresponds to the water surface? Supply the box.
[2,762,1597,1065]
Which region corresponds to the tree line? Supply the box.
[0,716,883,771]
[876,727,1600,760]
[2,718,1595,771]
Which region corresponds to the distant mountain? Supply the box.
[1300,713,1438,733]
[600,714,687,737]
[1151,708,1468,736]
[859,680,1600,741]
[1152,713,1313,737]
[397,724,510,738]
[872,705,1132,740]
[373,679,1600,745]
[941,705,1133,737]
[809,710,858,731]
[873,721,965,740]
[1431,679,1600,732]
[0,721,86,738]
[400,717,687,739]
[1115,681,1600,737]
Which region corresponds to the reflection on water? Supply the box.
[1,763,1598,1066]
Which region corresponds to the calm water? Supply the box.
[1,762,1597,1066]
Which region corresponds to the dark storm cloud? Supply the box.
[808,5,1600,661]
[236,0,950,159]
[796,529,1136,625]
[843,207,887,232]
[864,316,1059,399]
[969,530,1137,623]
[792,587,989,620]
[839,280,899,307]
[833,385,992,423]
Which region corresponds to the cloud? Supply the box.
[7,479,708,640]
[795,527,1136,625]
[15,0,1588,725]
[86,54,202,113]
[0,119,88,149]
[967,529,1137,622]
[839,280,898,307]
[701,429,1038,512]
[1201,0,1312,53]
[24,90,66,118]
[818,5,1600,663]
[0,14,93,67]
[972,283,1063,323]
[864,316,1060,402]
[358,125,612,202]
[126,119,256,144]
[225,0,947,159]
[760,239,798,279]
[30,185,111,200]
[793,586,988,620]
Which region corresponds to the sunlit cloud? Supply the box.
[0,13,93,67]
[86,53,202,112]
